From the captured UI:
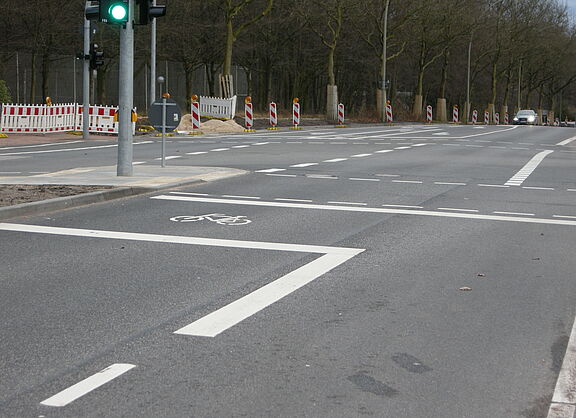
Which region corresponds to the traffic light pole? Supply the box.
[83,18,90,140]
[150,0,157,105]
[117,0,134,176]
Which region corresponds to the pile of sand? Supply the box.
[176,114,245,133]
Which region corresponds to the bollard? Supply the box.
[472,110,478,125]
[244,96,255,132]
[190,95,202,135]
[452,105,459,123]
[426,105,433,124]
[494,112,500,125]
[504,113,509,125]
[484,111,489,125]
[291,98,301,130]
[336,103,346,127]
[268,102,278,130]
[386,101,393,124]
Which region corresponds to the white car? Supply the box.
[513,110,538,125]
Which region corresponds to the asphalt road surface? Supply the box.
[1,124,576,417]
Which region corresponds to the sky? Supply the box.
[566,0,576,15]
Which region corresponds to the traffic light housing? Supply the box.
[99,0,129,24]
[135,0,166,25]
[90,43,104,70]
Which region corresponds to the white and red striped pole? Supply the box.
[336,103,346,127]
[386,101,393,124]
[268,102,278,130]
[291,98,301,129]
[426,105,433,123]
[494,112,500,125]
[504,113,509,125]
[452,105,459,123]
[472,110,478,125]
[190,95,202,135]
[244,96,255,132]
[484,111,489,125]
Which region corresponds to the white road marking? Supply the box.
[323,158,348,162]
[255,168,286,173]
[478,184,510,188]
[170,192,210,196]
[553,215,576,219]
[252,142,270,145]
[40,364,136,407]
[327,201,367,206]
[493,211,535,216]
[438,208,479,213]
[0,140,84,151]
[155,156,181,160]
[434,182,467,186]
[133,161,146,165]
[210,148,230,152]
[505,150,554,186]
[150,196,576,227]
[382,204,423,209]
[290,163,318,168]
[392,180,423,184]
[232,145,250,148]
[522,186,555,191]
[222,195,261,200]
[306,174,338,179]
[376,173,399,177]
[349,178,380,182]
[394,146,411,150]
[413,144,428,147]
[375,150,394,153]
[0,172,21,174]
[556,136,576,146]
[351,153,372,157]
[568,189,576,192]
[0,144,121,156]
[186,151,208,155]
[266,174,297,177]
[0,223,364,338]
[274,198,313,203]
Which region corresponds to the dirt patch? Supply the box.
[0,185,114,207]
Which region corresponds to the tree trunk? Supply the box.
[41,52,50,102]
[223,19,234,76]
[327,84,338,121]
[413,70,424,116]
[30,52,37,104]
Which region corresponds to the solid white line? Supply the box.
[186,151,208,155]
[232,145,250,148]
[349,178,380,182]
[478,184,509,188]
[351,154,372,157]
[222,195,261,200]
[394,146,411,150]
[290,163,318,168]
[174,252,361,337]
[0,144,120,156]
[549,304,576,414]
[505,150,554,186]
[210,148,230,152]
[493,211,535,216]
[274,198,313,203]
[556,136,576,146]
[568,189,576,192]
[434,182,467,186]
[40,364,136,407]
[438,208,479,213]
[553,215,576,219]
[0,140,84,151]
[375,150,394,153]
[255,168,286,173]
[327,201,367,206]
[150,196,576,227]
[323,158,348,162]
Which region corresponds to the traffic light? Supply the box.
[100,0,129,24]
[90,43,104,70]
[135,0,166,25]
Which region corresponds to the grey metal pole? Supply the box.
[117,0,134,176]
[150,0,156,105]
[73,57,77,105]
[161,96,166,167]
[466,36,472,123]
[382,0,390,122]
[83,18,90,139]
[16,52,20,103]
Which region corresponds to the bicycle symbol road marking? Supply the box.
[170,213,252,226]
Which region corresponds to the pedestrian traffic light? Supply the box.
[90,43,104,70]
[100,0,129,24]
[135,0,166,25]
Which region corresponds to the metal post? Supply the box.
[381,0,390,122]
[117,0,134,176]
[73,57,77,105]
[161,96,167,167]
[16,52,20,103]
[150,0,156,105]
[466,36,472,124]
[83,18,90,139]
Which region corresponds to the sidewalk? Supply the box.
[0,133,247,220]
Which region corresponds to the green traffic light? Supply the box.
[109,3,127,21]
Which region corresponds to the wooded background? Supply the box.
[1,0,575,120]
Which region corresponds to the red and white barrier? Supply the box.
[0,103,130,134]
[426,105,433,123]
[244,102,254,131]
[452,105,459,123]
[269,102,278,129]
[472,110,478,124]
[191,101,201,131]
[337,103,345,126]
[494,112,500,125]
[504,113,509,125]
[386,103,393,123]
[292,101,301,129]
[555,118,560,126]
[484,111,489,125]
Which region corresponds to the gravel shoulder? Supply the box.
[0,185,114,207]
